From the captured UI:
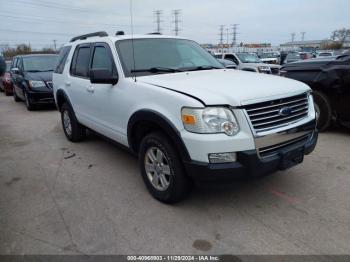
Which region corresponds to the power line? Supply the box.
[172,10,181,36]
[301,32,306,42]
[154,10,163,33]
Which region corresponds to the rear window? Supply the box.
[22,56,58,72]
[55,46,72,74]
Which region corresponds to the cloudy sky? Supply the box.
[0,0,349,49]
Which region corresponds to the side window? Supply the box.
[71,45,91,78]
[17,58,23,71]
[55,46,72,74]
[225,54,239,65]
[11,58,17,69]
[91,46,113,72]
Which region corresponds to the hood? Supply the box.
[138,69,309,106]
[24,71,53,82]
[282,58,333,71]
[243,62,280,69]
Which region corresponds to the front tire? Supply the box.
[24,92,35,111]
[139,132,192,204]
[313,91,332,131]
[13,89,21,102]
[60,103,86,142]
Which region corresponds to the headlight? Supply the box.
[29,80,46,89]
[181,107,240,136]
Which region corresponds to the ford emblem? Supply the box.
[279,107,293,116]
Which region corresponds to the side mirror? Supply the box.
[11,68,20,74]
[90,69,118,85]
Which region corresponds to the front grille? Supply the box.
[245,93,309,132]
[46,81,53,89]
[259,134,310,158]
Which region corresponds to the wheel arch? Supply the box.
[55,89,74,112]
[127,110,191,162]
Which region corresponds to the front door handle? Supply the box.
[65,81,71,87]
[86,85,94,93]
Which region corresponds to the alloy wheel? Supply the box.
[144,147,172,191]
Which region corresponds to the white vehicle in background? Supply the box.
[214,52,281,75]
[259,52,281,64]
[53,31,317,203]
[316,51,335,58]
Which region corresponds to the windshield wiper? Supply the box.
[131,67,183,73]
[185,65,223,71]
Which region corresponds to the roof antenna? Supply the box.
[130,0,137,82]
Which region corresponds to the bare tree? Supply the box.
[331,28,350,46]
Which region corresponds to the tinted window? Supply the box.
[22,56,58,72]
[91,46,113,71]
[73,46,91,77]
[55,46,72,74]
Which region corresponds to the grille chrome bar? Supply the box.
[244,93,310,133]
[246,97,308,113]
[259,134,310,158]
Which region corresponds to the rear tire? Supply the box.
[313,91,332,131]
[60,103,86,142]
[139,132,192,204]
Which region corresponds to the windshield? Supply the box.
[115,38,223,77]
[318,52,332,57]
[287,53,300,60]
[236,53,261,63]
[22,56,58,72]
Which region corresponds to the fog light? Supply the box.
[209,152,237,163]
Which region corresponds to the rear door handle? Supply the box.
[65,81,71,86]
[86,85,94,93]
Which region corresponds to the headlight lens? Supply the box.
[29,80,46,89]
[182,107,240,136]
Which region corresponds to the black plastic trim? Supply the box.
[127,110,191,161]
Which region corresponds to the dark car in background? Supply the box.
[11,54,58,110]
[0,61,14,96]
[281,51,350,131]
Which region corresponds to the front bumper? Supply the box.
[27,91,54,105]
[184,130,318,184]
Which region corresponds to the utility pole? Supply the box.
[219,25,224,52]
[231,24,239,47]
[153,10,163,34]
[53,40,57,52]
[172,9,181,36]
[291,33,296,42]
[301,32,306,42]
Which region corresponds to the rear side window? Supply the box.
[70,45,91,78]
[55,46,71,74]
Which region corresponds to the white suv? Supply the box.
[53,31,318,203]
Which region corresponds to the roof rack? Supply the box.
[70,31,108,42]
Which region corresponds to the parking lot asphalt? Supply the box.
[0,94,350,255]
